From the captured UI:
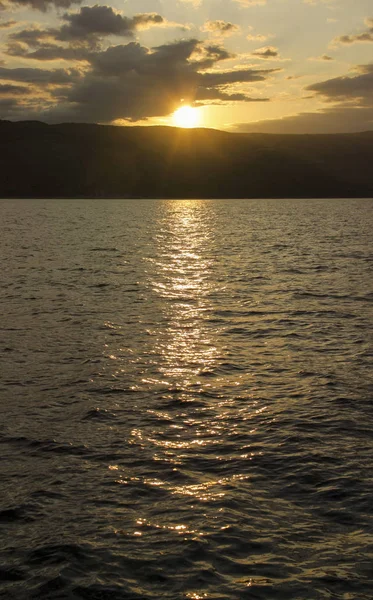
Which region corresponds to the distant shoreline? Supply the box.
[1,121,372,200]
[2,196,373,200]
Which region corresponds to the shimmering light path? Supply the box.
[0,198,372,599]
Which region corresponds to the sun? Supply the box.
[172,105,200,128]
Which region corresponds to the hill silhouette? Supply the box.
[0,120,372,198]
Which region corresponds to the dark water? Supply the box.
[1,198,372,600]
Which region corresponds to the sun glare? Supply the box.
[172,106,200,128]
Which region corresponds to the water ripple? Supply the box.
[0,198,372,599]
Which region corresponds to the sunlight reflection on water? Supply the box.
[150,200,220,384]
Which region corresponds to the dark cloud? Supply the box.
[6,6,176,63]
[35,38,276,123]
[205,44,234,61]
[141,38,199,68]
[58,5,164,40]
[0,95,50,119]
[6,27,55,58]
[0,83,30,94]
[0,65,80,84]
[132,13,164,28]
[308,54,334,62]
[201,66,278,87]
[7,25,95,61]
[196,87,269,102]
[306,64,373,104]
[89,42,150,75]
[3,0,82,12]
[5,8,176,63]
[201,20,240,36]
[194,44,235,69]
[337,33,373,44]
[355,63,373,74]
[87,39,234,79]
[7,41,91,61]
[252,46,278,59]
[333,17,373,45]
[9,27,55,44]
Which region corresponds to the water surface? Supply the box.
[1,198,372,599]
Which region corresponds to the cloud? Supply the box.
[230,106,373,134]
[306,63,373,104]
[15,38,276,123]
[89,42,149,75]
[200,66,278,87]
[7,41,91,61]
[5,7,186,63]
[354,63,373,74]
[2,6,174,47]
[229,61,373,133]
[6,25,93,61]
[233,0,266,6]
[3,0,82,12]
[333,17,373,45]
[309,54,334,61]
[57,5,166,41]
[252,46,278,59]
[201,20,240,37]
[195,87,268,103]
[0,20,16,28]
[0,65,80,84]
[9,27,55,44]
[1,0,279,124]
[0,94,53,118]
[195,44,235,68]
[247,33,269,41]
[0,83,31,94]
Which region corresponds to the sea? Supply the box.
[0,198,372,600]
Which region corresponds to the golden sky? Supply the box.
[0,0,372,132]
